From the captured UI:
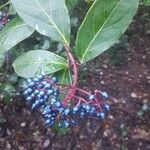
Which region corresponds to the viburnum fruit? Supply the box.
[24,74,110,128]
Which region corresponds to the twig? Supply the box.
[63,44,79,103]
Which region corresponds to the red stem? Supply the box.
[64,44,79,103]
[77,88,90,95]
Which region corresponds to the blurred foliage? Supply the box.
[141,0,150,5]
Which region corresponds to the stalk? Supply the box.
[64,44,79,103]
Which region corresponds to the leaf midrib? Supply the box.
[81,0,122,63]
[35,0,68,44]
[14,61,67,67]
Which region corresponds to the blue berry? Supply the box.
[45,114,52,118]
[97,112,105,119]
[63,120,69,128]
[80,111,85,118]
[35,89,40,94]
[52,112,57,117]
[45,83,51,89]
[101,91,109,98]
[32,100,40,109]
[37,75,44,79]
[43,108,51,115]
[27,78,32,83]
[28,82,35,87]
[26,96,32,101]
[24,74,110,129]
[58,122,63,128]
[58,107,64,113]
[54,101,61,108]
[45,119,51,124]
[31,93,35,98]
[47,89,53,95]
[39,91,45,96]
[85,105,91,111]
[104,104,110,111]
[51,98,57,104]
[42,81,47,85]
[24,90,28,95]
[33,77,39,82]
[48,120,54,126]
[63,108,70,115]
[52,77,57,83]
[73,106,79,113]
[89,95,95,100]
[26,88,33,93]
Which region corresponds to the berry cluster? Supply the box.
[24,75,110,128]
[0,12,9,30]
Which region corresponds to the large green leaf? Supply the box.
[11,0,70,44]
[13,50,68,78]
[0,16,34,54]
[75,0,139,63]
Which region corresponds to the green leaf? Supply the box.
[13,50,68,78]
[75,0,139,63]
[11,0,70,44]
[0,16,34,54]
[56,68,72,84]
[4,83,16,96]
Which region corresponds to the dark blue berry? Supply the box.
[58,122,63,128]
[63,108,70,115]
[63,120,69,128]
[89,95,95,100]
[24,74,110,129]
[104,104,110,110]
[101,91,109,98]
[97,112,105,119]
[45,119,51,124]
[54,101,61,108]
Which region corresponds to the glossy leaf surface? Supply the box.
[11,0,70,43]
[75,0,139,63]
[13,50,68,78]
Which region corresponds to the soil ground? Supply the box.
[0,6,150,150]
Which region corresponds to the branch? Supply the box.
[64,44,79,103]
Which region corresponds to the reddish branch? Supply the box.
[63,44,79,104]
[62,45,106,109]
